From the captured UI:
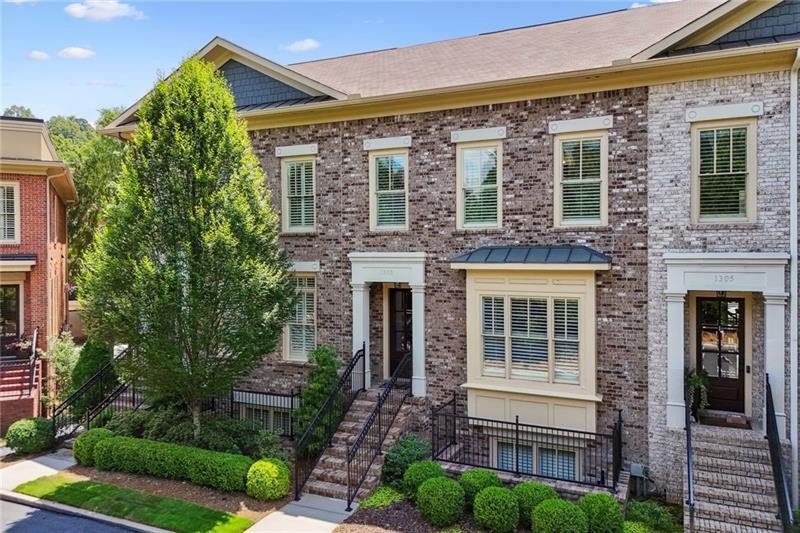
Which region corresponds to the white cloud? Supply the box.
[87,79,121,87]
[630,0,679,7]
[58,47,96,59]
[280,38,320,53]
[64,0,144,21]
[3,0,36,4]
[27,50,49,61]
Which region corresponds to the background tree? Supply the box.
[80,58,295,436]
[3,105,35,118]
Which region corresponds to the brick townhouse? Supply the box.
[0,116,77,432]
[104,0,800,528]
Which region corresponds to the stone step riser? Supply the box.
[693,485,779,513]
[690,517,782,533]
[693,459,772,480]
[691,445,772,464]
[693,470,776,494]
[693,508,781,530]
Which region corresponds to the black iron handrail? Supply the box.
[346,352,412,510]
[28,327,39,392]
[766,374,794,532]
[293,344,366,500]
[685,374,695,533]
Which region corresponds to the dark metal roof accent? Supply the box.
[0,116,44,124]
[235,95,334,112]
[0,254,37,261]
[450,245,611,264]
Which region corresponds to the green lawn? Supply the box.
[16,473,253,533]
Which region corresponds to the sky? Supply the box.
[1,0,673,122]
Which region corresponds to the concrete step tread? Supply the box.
[691,516,782,533]
[693,483,779,512]
[693,500,782,527]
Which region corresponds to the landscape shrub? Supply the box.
[403,460,445,498]
[513,481,559,528]
[416,477,465,528]
[531,498,589,533]
[73,428,115,466]
[5,417,53,454]
[625,500,674,532]
[105,409,151,438]
[381,433,431,488]
[578,492,624,533]
[93,436,253,492]
[473,486,519,533]
[293,346,341,437]
[623,522,652,533]
[458,469,503,509]
[69,339,115,413]
[246,458,290,501]
[359,486,405,510]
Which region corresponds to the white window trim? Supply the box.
[0,181,21,245]
[283,274,316,362]
[690,117,757,224]
[553,131,609,228]
[368,148,409,232]
[685,102,763,123]
[456,140,503,230]
[1,280,24,337]
[280,156,316,233]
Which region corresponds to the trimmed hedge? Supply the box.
[94,436,253,492]
[458,469,503,509]
[512,481,559,528]
[5,417,53,454]
[578,492,624,533]
[531,499,589,533]
[246,459,290,501]
[73,428,115,466]
[403,460,445,499]
[473,486,519,533]
[416,477,465,528]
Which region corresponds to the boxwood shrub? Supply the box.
[416,477,464,528]
[458,469,503,509]
[473,486,519,533]
[403,460,445,498]
[5,417,53,454]
[531,498,589,533]
[246,458,290,501]
[625,500,674,532]
[73,428,115,466]
[381,433,431,488]
[512,481,559,528]
[578,492,623,533]
[93,436,253,492]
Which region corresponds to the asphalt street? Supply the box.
[1,499,132,533]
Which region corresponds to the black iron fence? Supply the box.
[203,388,301,438]
[346,352,412,510]
[765,374,794,532]
[684,374,696,533]
[431,392,622,491]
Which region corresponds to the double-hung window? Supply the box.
[457,141,502,229]
[369,150,408,230]
[0,182,20,244]
[554,133,608,227]
[495,441,576,480]
[691,119,756,223]
[481,295,581,384]
[286,275,315,361]
[281,158,315,232]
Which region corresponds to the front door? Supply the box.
[696,297,745,413]
[388,288,412,378]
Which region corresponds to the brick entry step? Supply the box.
[685,425,782,532]
[304,388,413,502]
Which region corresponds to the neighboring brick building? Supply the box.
[0,116,77,433]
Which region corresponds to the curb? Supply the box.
[0,488,170,533]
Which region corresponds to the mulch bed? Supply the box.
[336,501,484,533]
[68,465,290,521]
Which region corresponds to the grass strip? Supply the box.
[16,473,253,533]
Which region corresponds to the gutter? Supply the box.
[790,48,800,507]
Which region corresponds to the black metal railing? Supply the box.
[685,376,695,533]
[431,392,623,491]
[27,327,39,392]
[203,388,301,438]
[766,374,794,532]
[346,353,412,510]
[294,343,366,499]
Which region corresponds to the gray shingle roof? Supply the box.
[450,245,611,265]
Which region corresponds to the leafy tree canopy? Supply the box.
[3,105,35,118]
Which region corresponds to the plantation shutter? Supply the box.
[510,298,549,381]
[286,160,314,228]
[289,276,315,358]
[0,185,16,241]
[553,298,580,383]
[375,154,407,227]
[481,296,505,376]
[463,146,498,225]
[538,448,576,480]
[561,138,602,222]
[698,126,748,219]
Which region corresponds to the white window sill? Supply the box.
[461,381,602,403]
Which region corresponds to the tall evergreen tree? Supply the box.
[80,58,295,434]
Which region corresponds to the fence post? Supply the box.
[229,388,235,419]
[361,341,367,391]
[431,405,437,459]
[515,415,520,476]
[451,390,457,447]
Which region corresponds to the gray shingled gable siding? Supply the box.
[218,59,311,107]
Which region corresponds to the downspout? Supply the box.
[790,48,800,507]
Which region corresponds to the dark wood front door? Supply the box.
[388,288,412,378]
[696,297,745,413]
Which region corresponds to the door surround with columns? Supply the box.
[349,252,427,396]
[663,252,789,437]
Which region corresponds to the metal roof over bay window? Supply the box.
[450,245,611,271]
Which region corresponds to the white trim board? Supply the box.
[451,127,507,143]
[548,115,613,135]
[290,261,321,273]
[275,144,318,157]
[363,136,412,151]
[685,102,764,123]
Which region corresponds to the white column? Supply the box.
[351,282,371,389]
[764,294,788,439]
[410,284,426,397]
[666,292,687,428]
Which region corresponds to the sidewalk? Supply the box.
[0,447,75,490]
[247,494,355,532]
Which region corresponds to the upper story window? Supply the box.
[691,118,756,223]
[554,133,608,227]
[369,150,408,231]
[285,275,316,361]
[281,157,315,232]
[0,182,20,244]
[456,141,502,229]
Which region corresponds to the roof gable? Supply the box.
[218,59,314,107]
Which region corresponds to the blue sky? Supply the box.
[1,0,667,122]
